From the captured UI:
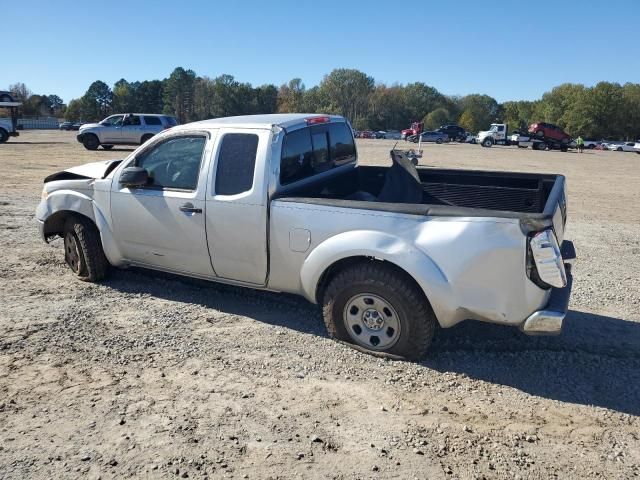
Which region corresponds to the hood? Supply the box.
[44,159,123,183]
[79,122,101,130]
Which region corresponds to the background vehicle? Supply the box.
[634,142,640,154]
[77,113,177,150]
[608,142,637,152]
[583,139,600,149]
[384,130,402,139]
[480,123,571,151]
[0,99,22,143]
[0,91,15,102]
[436,124,466,142]
[465,132,477,144]
[412,130,449,143]
[59,121,74,130]
[37,113,574,360]
[528,122,571,145]
[401,121,423,140]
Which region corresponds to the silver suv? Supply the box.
[77,113,178,150]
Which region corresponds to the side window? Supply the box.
[135,136,206,190]
[124,115,141,126]
[102,115,124,126]
[281,128,313,185]
[328,123,356,165]
[215,133,259,195]
[143,116,162,126]
[497,125,505,132]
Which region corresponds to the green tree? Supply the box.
[501,100,535,131]
[457,94,499,131]
[458,109,478,133]
[64,99,82,121]
[137,80,164,113]
[79,80,112,121]
[163,67,196,123]
[277,78,306,113]
[317,69,374,125]
[423,107,451,130]
[402,83,447,125]
[253,84,278,114]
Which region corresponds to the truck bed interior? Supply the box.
[275,151,563,220]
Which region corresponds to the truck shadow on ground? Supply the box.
[106,268,640,416]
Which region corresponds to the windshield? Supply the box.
[489,125,498,132]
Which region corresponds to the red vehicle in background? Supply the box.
[401,121,423,140]
[528,122,571,144]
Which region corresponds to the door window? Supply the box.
[101,115,124,126]
[134,135,206,190]
[124,115,141,126]
[214,133,259,195]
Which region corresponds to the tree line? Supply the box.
[7,68,640,140]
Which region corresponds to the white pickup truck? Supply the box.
[36,114,575,359]
[0,101,22,143]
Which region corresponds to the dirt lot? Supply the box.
[1,131,639,479]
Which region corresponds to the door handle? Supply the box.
[179,203,202,214]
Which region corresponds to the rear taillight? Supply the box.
[306,116,330,125]
[527,229,567,289]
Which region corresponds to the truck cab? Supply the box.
[477,123,509,147]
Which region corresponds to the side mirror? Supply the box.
[120,167,148,187]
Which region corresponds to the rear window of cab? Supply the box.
[280,122,355,185]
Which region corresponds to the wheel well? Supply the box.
[315,256,429,306]
[43,210,95,240]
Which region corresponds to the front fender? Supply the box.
[36,189,124,266]
[299,230,454,327]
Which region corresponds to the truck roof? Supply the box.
[181,113,346,131]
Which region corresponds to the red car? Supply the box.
[528,122,571,144]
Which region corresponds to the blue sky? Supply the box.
[4,0,639,104]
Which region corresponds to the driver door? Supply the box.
[111,131,216,277]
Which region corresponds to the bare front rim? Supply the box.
[343,293,401,350]
[64,232,81,273]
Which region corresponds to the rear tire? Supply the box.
[62,216,110,282]
[322,262,437,361]
[82,134,100,151]
[535,130,544,138]
[141,134,154,144]
[436,138,443,144]
[0,128,8,144]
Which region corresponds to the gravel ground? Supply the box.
[1,131,639,479]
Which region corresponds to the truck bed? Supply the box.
[275,163,566,233]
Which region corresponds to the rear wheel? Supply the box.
[322,262,437,360]
[0,128,8,144]
[616,147,623,152]
[62,217,110,282]
[536,142,548,151]
[436,138,443,144]
[82,134,100,150]
[141,134,154,144]
[535,130,545,138]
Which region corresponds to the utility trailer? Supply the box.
[478,123,570,152]
[0,101,22,143]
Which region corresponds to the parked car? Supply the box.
[373,131,386,139]
[77,113,178,150]
[465,132,477,144]
[413,131,449,144]
[528,122,571,144]
[59,121,74,131]
[360,130,375,139]
[634,142,640,154]
[608,142,637,152]
[0,91,15,103]
[384,130,402,140]
[36,113,574,359]
[582,139,600,149]
[436,124,466,142]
